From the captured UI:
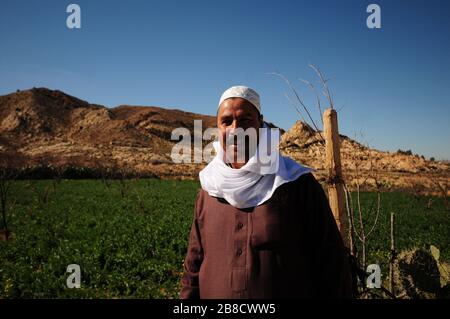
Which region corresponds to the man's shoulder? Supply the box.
[290,172,320,189]
[194,188,223,208]
[294,171,315,183]
[278,172,326,200]
[196,187,214,199]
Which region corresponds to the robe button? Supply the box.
[237,222,243,230]
[236,248,242,256]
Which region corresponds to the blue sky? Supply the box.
[1,0,449,159]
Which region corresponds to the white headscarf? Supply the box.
[199,123,313,209]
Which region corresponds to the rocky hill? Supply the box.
[280,121,449,195]
[0,87,216,178]
[0,88,448,194]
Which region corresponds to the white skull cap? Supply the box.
[218,85,261,114]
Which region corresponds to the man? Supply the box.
[180,86,353,298]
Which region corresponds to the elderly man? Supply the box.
[180,86,353,299]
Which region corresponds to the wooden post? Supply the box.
[323,108,348,247]
[389,212,396,296]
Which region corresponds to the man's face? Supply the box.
[217,97,263,168]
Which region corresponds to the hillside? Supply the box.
[0,88,448,194]
[280,121,449,195]
[0,88,216,178]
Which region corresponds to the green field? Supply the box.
[0,179,449,298]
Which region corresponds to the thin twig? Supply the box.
[298,78,324,126]
[366,192,381,238]
[309,64,334,109]
[283,92,307,122]
[267,72,324,142]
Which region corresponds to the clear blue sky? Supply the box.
[1,0,449,159]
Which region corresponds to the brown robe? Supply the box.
[180,173,354,299]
